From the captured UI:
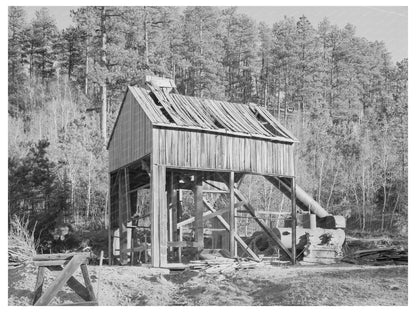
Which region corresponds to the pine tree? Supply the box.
[179,6,225,98]
[221,8,258,103]
[26,8,59,83]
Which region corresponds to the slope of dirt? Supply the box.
[9,263,407,306]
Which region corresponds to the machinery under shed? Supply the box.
[107,76,345,268]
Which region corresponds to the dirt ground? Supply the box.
[8,262,407,306]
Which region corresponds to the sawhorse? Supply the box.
[32,252,97,306]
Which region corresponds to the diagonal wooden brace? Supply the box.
[203,198,260,262]
[233,188,293,261]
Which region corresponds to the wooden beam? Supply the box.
[33,253,91,261]
[167,241,201,248]
[177,189,183,262]
[59,301,98,306]
[236,173,245,189]
[117,169,129,265]
[229,172,236,257]
[80,264,96,301]
[32,267,45,305]
[170,172,178,248]
[158,166,168,267]
[291,177,297,264]
[127,183,150,193]
[202,189,229,193]
[177,207,229,228]
[233,188,293,261]
[34,260,79,267]
[66,276,91,302]
[203,199,260,262]
[150,164,160,267]
[108,173,112,265]
[194,173,204,251]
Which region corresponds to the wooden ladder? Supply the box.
[32,252,97,306]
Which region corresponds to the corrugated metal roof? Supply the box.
[129,86,298,143]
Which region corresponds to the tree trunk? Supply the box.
[85,39,89,95]
[86,152,92,218]
[143,6,149,68]
[317,157,325,204]
[326,158,339,210]
[100,6,108,143]
[361,165,366,231]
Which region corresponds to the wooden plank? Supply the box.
[80,264,96,301]
[66,276,91,302]
[152,123,295,144]
[291,177,297,264]
[32,266,45,305]
[229,172,236,257]
[160,263,188,269]
[118,168,128,265]
[167,241,201,248]
[33,253,90,261]
[203,199,260,262]
[202,189,229,193]
[59,301,98,306]
[170,173,178,243]
[108,172,113,265]
[290,145,295,176]
[176,207,229,228]
[46,266,93,302]
[34,259,87,267]
[222,135,227,170]
[150,164,160,267]
[194,173,204,251]
[34,255,85,306]
[158,166,168,267]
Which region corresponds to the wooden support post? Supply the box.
[118,169,129,265]
[150,164,160,267]
[170,173,178,256]
[130,227,137,266]
[178,227,183,262]
[229,171,236,257]
[177,189,183,262]
[107,174,112,266]
[151,165,167,267]
[291,177,297,264]
[194,173,204,254]
[159,166,167,267]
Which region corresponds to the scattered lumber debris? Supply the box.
[189,249,263,274]
[342,247,408,266]
[189,258,263,274]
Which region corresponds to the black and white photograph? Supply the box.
[6,1,410,307]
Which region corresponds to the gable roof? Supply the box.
[108,85,298,149]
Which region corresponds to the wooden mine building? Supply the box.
[107,76,301,268]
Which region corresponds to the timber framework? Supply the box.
[107,76,329,268]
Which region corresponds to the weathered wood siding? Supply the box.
[108,90,152,172]
[152,128,295,176]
